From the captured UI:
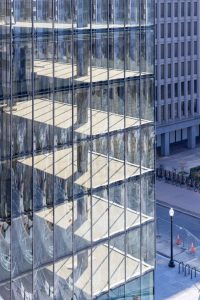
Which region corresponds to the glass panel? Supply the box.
[11,3,33,292]
[12,274,33,299]
[141,271,154,300]
[34,266,54,299]
[0,0,155,298]
[54,257,73,299]
[0,17,11,294]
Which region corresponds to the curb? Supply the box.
[157,200,200,220]
[156,251,200,274]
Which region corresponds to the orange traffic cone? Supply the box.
[190,243,195,254]
[176,235,182,245]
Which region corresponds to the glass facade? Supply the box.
[0,0,155,299]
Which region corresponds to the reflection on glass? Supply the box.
[0,0,155,298]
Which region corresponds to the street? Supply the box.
[157,203,200,240]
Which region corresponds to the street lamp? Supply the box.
[168,208,175,268]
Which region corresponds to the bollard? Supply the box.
[191,267,197,280]
[178,262,184,274]
[184,264,191,276]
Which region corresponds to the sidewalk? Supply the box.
[156,180,200,218]
[157,144,200,173]
[155,254,200,300]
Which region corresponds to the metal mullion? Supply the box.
[153,0,157,290]
[123,1,127,298]
[9,0,13,296]
[31,0,35,297]
[107,1,110,298]
[52,0,55,297]
[89,2,93,299]
[139,0,143,297]
[71,1,75,298]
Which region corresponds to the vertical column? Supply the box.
[161,132,170,156]
[77,88,88,124]
[76,0,89,75]
[187,125,196,149]
[77,142,89,173]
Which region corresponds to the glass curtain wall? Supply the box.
[0,0,155,299]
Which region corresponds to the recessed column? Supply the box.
[161,132,170,156]
[77,89,88,125]
[187,126,196,149]
[77,142,89,173]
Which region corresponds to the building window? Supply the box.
[181,101,185,116]
[181,42,184,56]
[188,100,192,115]
[174,43,178,57]
[168,84,171,98]
[160,44,164,59]
[194,2,197,17]
[174,23,178,37]
[188,81,191,95]
[168,44,171,58]
[194,80,197,93]
[168,104,172,119]
[160,3,164,18]
[174,63,178,77]
[194,22,197,35]
[160,24,164,38]
[174,83,178,97]
[188,62,191,75]
[181,62,184,76]
[194,99,197,113]
[168,3,171,18]
[161,85,165,99]
[174,3,178,18]
[181,82,185,96]
[161,105,165,121]
[181,2,185,17]
[187,22,191,36]
[194,62,197,74]
[161,64,165,79]
[168,64,171,78]
[188,42,191,56]
[175,102,178,118]
[188,2,191,16]
[168,23,171,38]
[181,23,184,36]
[194,41,197,55]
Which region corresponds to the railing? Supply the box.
[156,166,200,192]
[191,267,197,280]
[178,261,197,280]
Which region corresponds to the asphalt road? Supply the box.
[156,203,200,240]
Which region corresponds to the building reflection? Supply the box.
[0,1,155,299]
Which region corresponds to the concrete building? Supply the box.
[156,0,200,156]
[0,1,155,299]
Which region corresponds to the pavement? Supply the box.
[155,254,200,300]
[156,143,200,217]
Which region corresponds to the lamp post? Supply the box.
[168,208,175,268]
